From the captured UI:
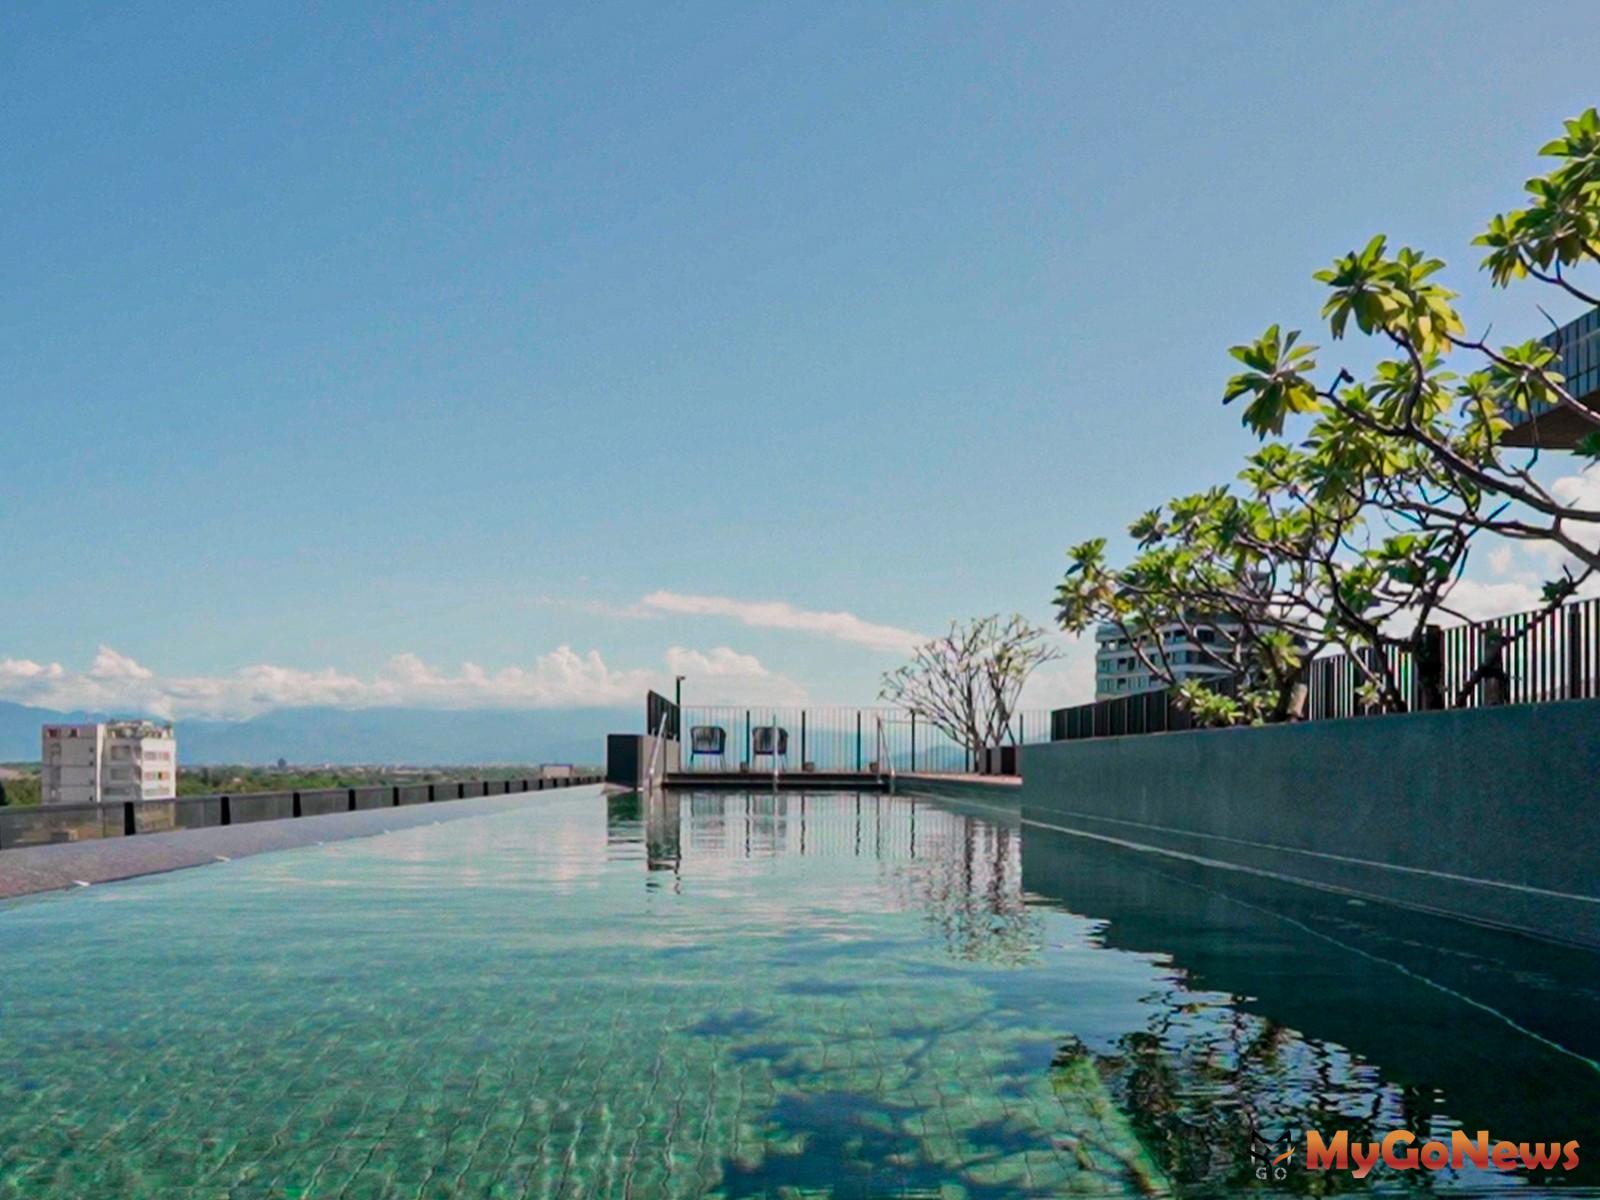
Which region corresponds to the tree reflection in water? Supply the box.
[1025,826,1600,1195]
[882,814,1042,967]
[609,789,1043,965]
[602,790,1600,1194]
[1078,1006,1467,1195]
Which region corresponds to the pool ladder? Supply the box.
[644,708,671,791]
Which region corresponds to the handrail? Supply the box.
[874,715,895,794]
[644,708,671,791]
[771,710,781,791]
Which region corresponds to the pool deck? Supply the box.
[663,770,888,790]
[901,771,1020,787]
[0,786,602,902]
[895,772,1022,810]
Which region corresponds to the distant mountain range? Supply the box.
[0,701,634,765]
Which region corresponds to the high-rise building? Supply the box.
[40,721,177,806]
[1094,618,1241,699]
[1501,306,1600,448]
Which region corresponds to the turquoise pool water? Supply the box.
[0,788,1596,1198]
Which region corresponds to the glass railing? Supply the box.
[674,705,1053,774]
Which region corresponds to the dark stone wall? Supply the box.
[0,775,601,855]
[1020,698,1600,948]
[605,734,679,787]
[606,734,643,787]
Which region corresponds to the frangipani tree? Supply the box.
[1059,109,1600,725]
[1229,109,1600,570]
[1057,429,1498,721]
[1055,488,1330,726]
[1231,427,1516,712]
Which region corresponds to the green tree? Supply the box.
[1054,489,1330,725]
[1059,110,1600,723]
[1231,109,1600,569]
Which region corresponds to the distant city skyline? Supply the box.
[5,4,1598,719]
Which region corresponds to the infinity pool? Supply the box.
[0,788,1596,1198]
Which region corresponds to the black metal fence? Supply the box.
[0,772,602,853]
[1051,680,1240,740]
[1052,595,1600,741]
[646,690,681,740]
[674,706,1052,774]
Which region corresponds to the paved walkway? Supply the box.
[0,786,601,901]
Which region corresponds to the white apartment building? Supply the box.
[40,721,178,806]
[1094,618,1241,699]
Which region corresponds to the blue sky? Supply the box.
[4,4,1599,718]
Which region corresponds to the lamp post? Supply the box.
[674,675,685,738]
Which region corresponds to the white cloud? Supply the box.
[1542,464,1600,567]
[665,646,766,678]
[1439,576,1547,622]
[1439,464,1600,621]
[640,590,924,653]
[531,595,658,621]
[0,643,802,720]
[664,646,808,705]
[1018,633,1097,710]
[1552,463,1600,512]
[1378,488,1600,630]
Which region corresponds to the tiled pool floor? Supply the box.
[0,790,1596,1198]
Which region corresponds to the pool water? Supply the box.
[0,788,1596,1198]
